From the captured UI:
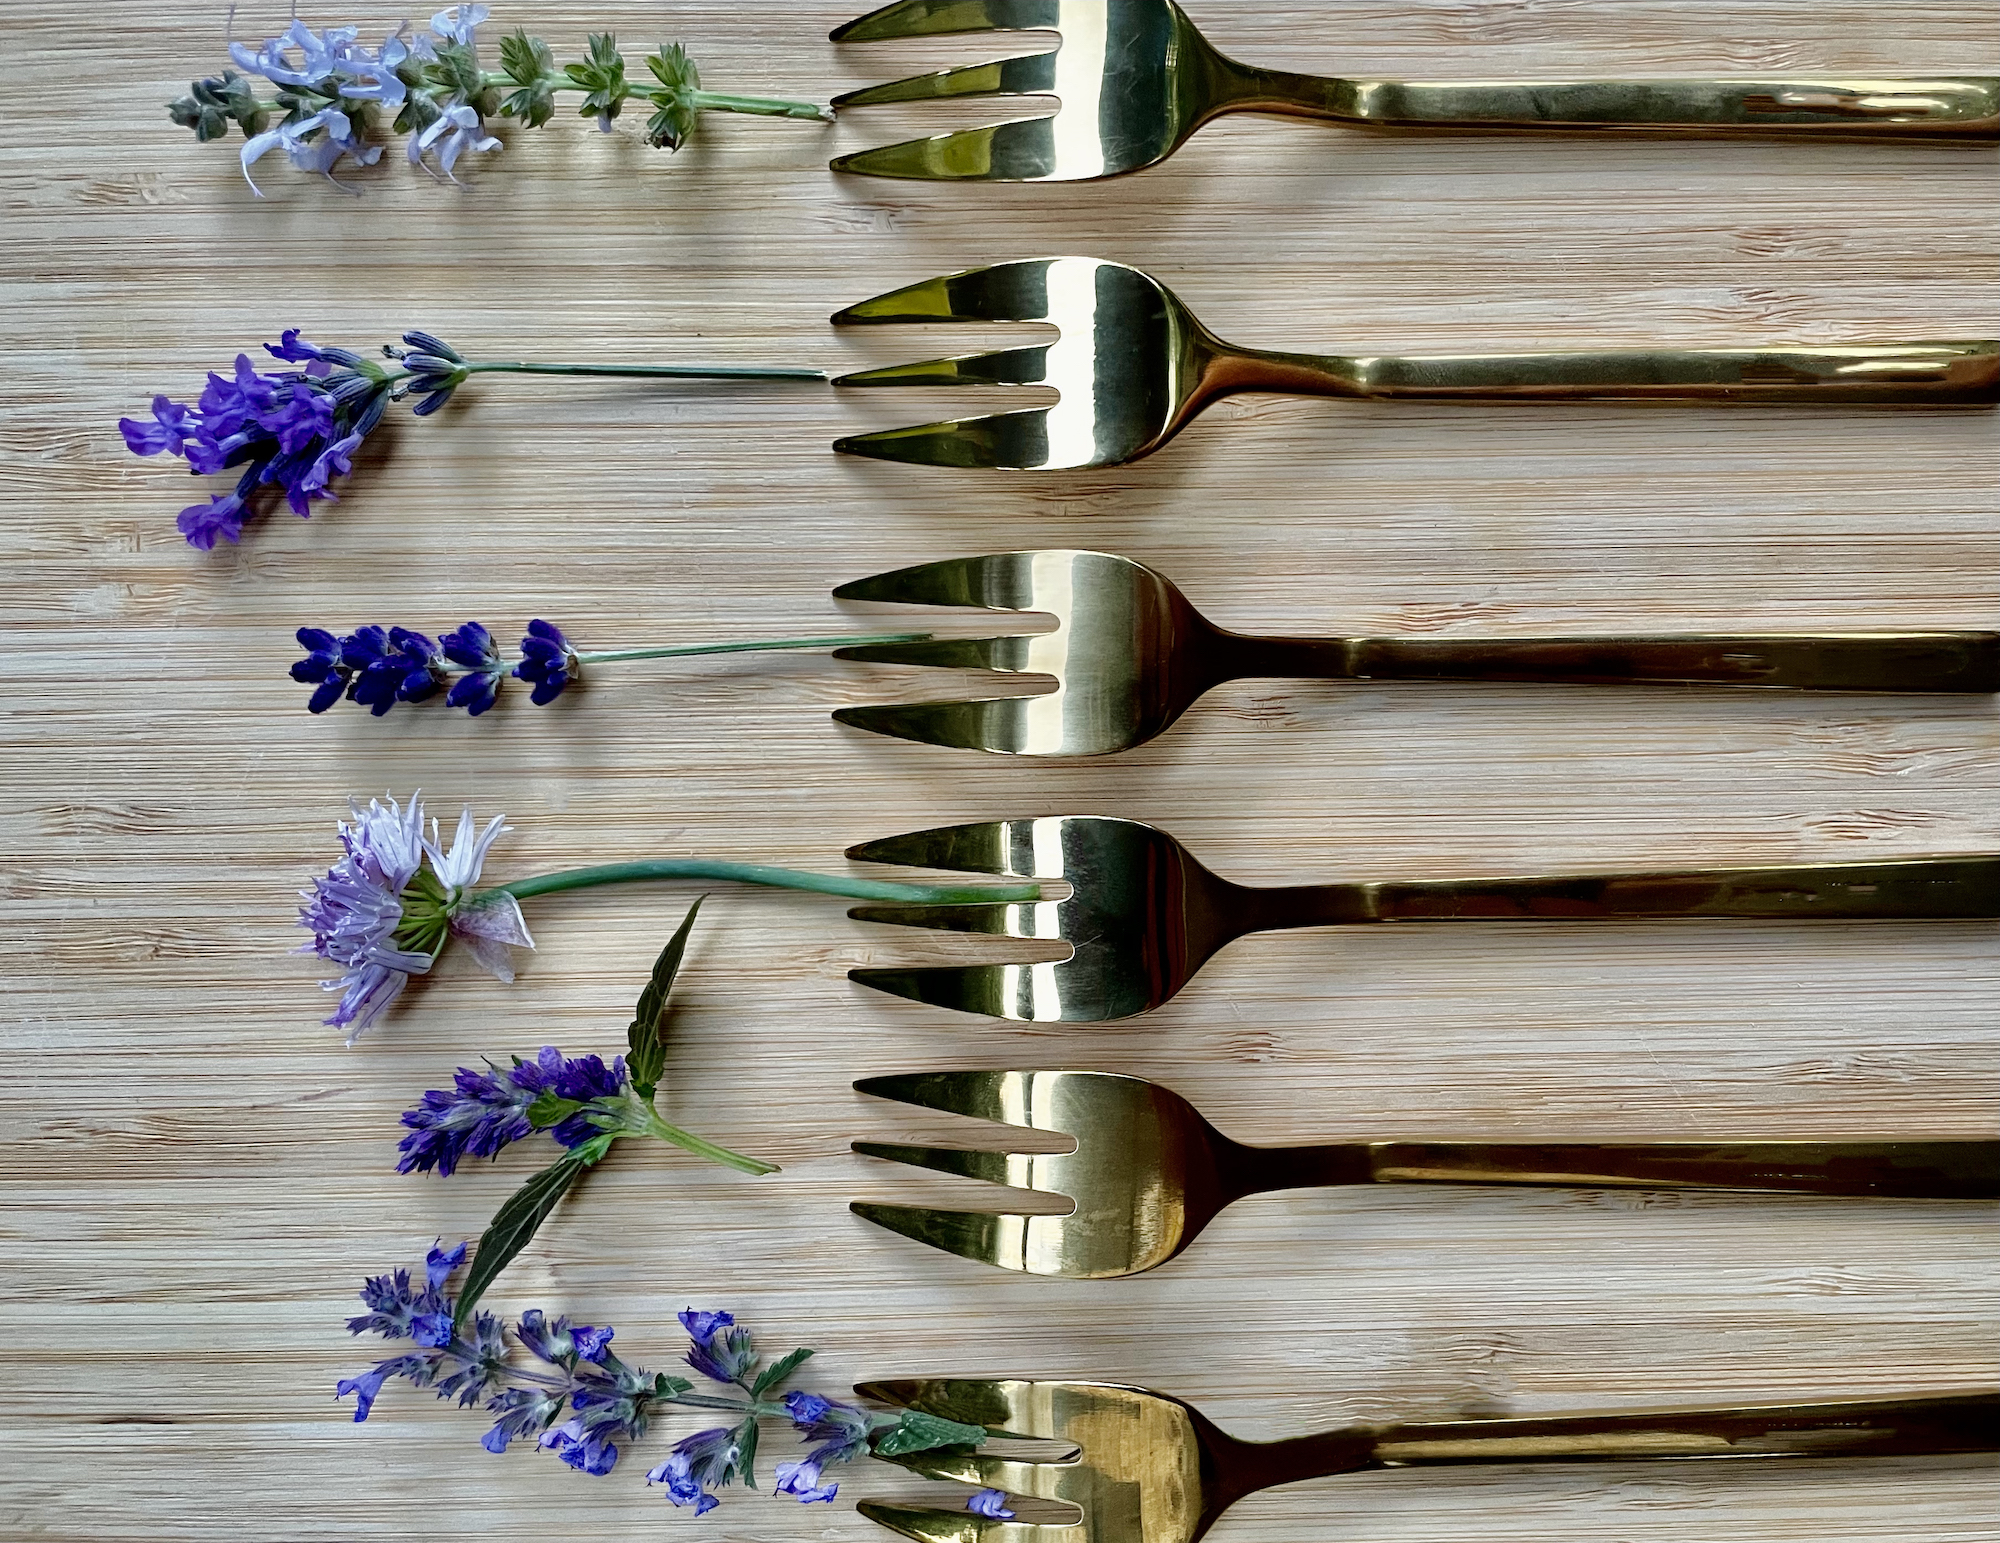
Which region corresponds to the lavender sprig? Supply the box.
[299,792,1042,1040]
[121,329,823,549]
[172,9,830,196]
[292,619,933,717]
[342,1250,988,1505]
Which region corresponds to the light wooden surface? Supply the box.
[1,2,1996,1539]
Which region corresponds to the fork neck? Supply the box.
[1214,1138,1371,1204]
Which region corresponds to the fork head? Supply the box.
[857,1377,1253,1543]
[830,0,1240,183]
[853,1069,1238,1277]
[845,815,1237,1021]
[833,550,1219,755]
[831,257,1222,470]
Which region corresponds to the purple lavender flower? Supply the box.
[681,1308,757,1385]
[442,622,506,714]
[396,1062,539,1175]
[967,1489,1016,1519]
[123,337,396,547]
[427,4,491,47]
[511,1045,628,1149]
[119,395,198,455]
[785,1393,873,1465]
[292,627,353,713]
[482,1386,565,1453]
[398,1045,628,1173]
[515,619,579,705]
[542,1415,621,1475]
[400,331,469,416]
[572,1325,615,1364]
[774,1458,840,1504]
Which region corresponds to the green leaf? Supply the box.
[394,90,443,137]
[627,897,703,1095]
[646,43,697,91]
[873,1409,991,1456]
[750,1346,814,1398]
[433,39,484,98]
[563,60,601,89]
[500,29,554,86]
[654,1371,694,1396]
[453,1137,612,1326]
[735,1416,759,1489]
[526,1092,583,1128]
[586,32,624,71]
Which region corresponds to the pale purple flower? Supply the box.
[299,792,435,1040]
[426,806,534,980]
[413,103,503,182]
[240,107,382,195]
[229,22,362,89]
[428,4,491,46]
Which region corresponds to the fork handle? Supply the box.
[1219,1393,1999,1500]
[1355,1140,2000,1198]
[1237,70,2000,136]
[1226,632,2000,693]
[1217,341,2000,403]
[1243,856,2000,931]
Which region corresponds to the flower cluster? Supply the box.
[124,331,821,548]
[396,1046,627,1175]
[171,8,829,196]
[298,793,532,1039]
[341,1250,991,1503]
[119,330,469,549]
[294,620,578,716]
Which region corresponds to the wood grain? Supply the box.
[0,2,1995,1539]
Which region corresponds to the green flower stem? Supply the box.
[686,91,831,120]
[462,361,827,383]
[573,633,928,665]
[639,1107,777,1177]
[488,862,1043,906]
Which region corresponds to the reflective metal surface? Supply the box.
[829,0,2000,183]
[850,1069,2000,1278]
[832,550,2000,755]
[846,816,2000,1021]
[830,258,2000,470]
[857,1380,2000,1543]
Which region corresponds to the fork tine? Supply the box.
[831,119,1067,183]
[847,900,1046,937]
[855,1069,1014,1116]
[833,259,1059,325]
[857,1377,1076,1438]
[834,409,1065,471]
[836,346,1054,389]
[833,51,1059,107]
[836,699,1051,753]
[834,552,1041,609]
[850,963,1061,1021]
[831,0,1063,43]
[851,1201,1042,1271]
[834,637,1040,670]
[854,1141,1035,1187]
[846,821,1026,875]
[872,1449,1072,1492]
[858,1502,1075,1543]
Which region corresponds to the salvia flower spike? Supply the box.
[122,330,823,549]
[172,8,830,196]
[293,619,933,716]
[340,1246,987,1499]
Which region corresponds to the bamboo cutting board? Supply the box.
[0,2,1995,1539]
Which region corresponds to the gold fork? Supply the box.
[846,816,2000,1021]
[830,258,2000,470]
[832,550,2000,755]
[850,1069,2000,1278]
[856,1379,1999,1543]
[829,0,2000,182]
